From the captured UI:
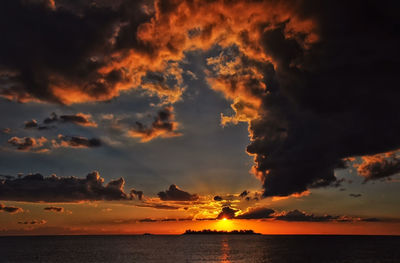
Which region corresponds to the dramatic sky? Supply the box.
[0,0,399,235]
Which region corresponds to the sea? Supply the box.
[1,235,399,263]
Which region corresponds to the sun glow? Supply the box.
[215,217,235,231]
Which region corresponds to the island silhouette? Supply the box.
[183,229,261,235]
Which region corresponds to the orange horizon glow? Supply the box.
[3,219,400,236]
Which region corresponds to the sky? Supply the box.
[0,0,399,235]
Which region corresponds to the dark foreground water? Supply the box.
[1,235,399,263]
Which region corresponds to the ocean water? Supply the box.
[1,235,399,263]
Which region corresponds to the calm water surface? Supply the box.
[1,235,399,263]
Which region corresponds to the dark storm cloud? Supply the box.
[246,0,400,197]
[44,206,64,212]
[56,135,101,148]
[157,184,199,201]
[236,207,274,219]
[0,171,134,202]
[119,0,400,197]
[0,0,151,104]
[217,206,237,219]
[0,203,23,214]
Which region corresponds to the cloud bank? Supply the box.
[0,171,135,202]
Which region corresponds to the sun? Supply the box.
[215,217,235,231]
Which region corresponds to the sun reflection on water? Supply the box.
[220,237,231,263]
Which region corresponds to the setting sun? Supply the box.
[215,217,237,231]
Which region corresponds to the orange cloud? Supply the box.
[59,113,97,127]
[95,0,316,108]
[7,136,48,153]
[128,106,182,142]
[271,190,310,201]
[356,150,400,181]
